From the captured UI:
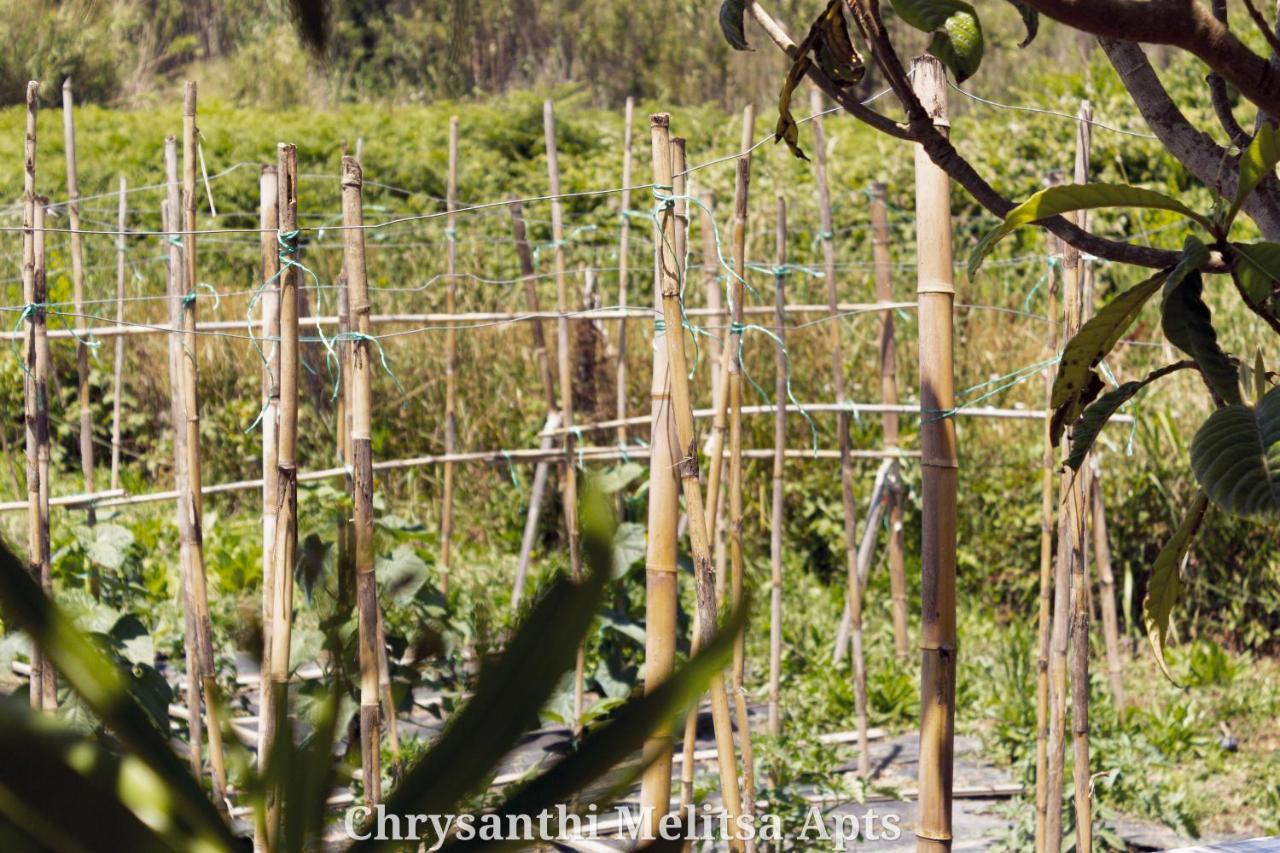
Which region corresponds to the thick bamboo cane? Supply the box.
[32,197,57,712]
[870,181,910,660]
[20,81,45,711]
[253,162,279,853]
[110,177,127,492]
[912,56,959,853]
[62,80,96,538]
[181,83,228,804]
[616,96,635,450]
[510,197,560,609]
[162,181,202,781]
[767,198,789,743]
[544,102,585,732]
[264,143,301,841]
[343,155,384,808]
[1033,253,1060,853]
[440,116,459,594]
[1069,100,1094,852]
[810,91,870,776]
[651,113,744,849]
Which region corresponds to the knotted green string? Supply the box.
[922,354,1061,423]
[732,320,819,456]
[499,449,523,491]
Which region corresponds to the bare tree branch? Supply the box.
[1207,0,1251,146]
[1242,0,1280,60]
[1102,39,1280,239]
[1020,0,1280,119]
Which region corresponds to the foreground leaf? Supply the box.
[1229,240,1280,304]
[1143,493,1210,682]
[1162,262,1241,406]
[891,0,984,81]
[1002,0,1038,47]
[1189,386,1280,517]
[718,0,750,50]
[1228,123,1280,225]
[970,184,1212,275]
[1065,362,1193,470]
[775,0,863,160]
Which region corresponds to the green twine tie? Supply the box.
[733,320,819,456]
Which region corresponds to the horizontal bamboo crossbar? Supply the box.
[0,302,916,341]
[0,444,920,513]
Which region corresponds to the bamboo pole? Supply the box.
[62,79,96,537]
[20,81,46,712]
[681,105,754,808]
[810,91,870,777]
[343,155,384,807]
[253,162,279,853]
[912,56,958,853]
[651,113,744,849]
[1091,458,1125,708]
[264,143,300,842]
[181,84,227,805]
[1069,100,1094,852]
[544,101,585,732]
[509,197,560,609]
[870,181,910,660]
[29,191,57,712]
[1033,254,1060,853]
[440,116,459,594]
[767,198,789,742]
[616,96,634,450]
[162,172,202,781]
[110,177,127,492]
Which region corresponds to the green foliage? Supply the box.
[891,0,985,82]
[1143,492,1210,681]
[1190,386,1280,516]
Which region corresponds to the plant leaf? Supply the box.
[1162,255,1241,406]
[1229,240,1280,304]
[1143,492,1209,682]
[1189,386,1280,517]
[1228,122,1280,225]
[891,0,984,82]
[1064,361,1193,469]
[1002,0,1038,47]
[774,0,862,160]
[970,184,1212,275]
[718,0,750,50]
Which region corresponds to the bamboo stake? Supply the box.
[912,57,958,853]
[616,97,634,450]
[510,197,560,609]
[253,162,279,853]
[811,91,869,776]
[701,187,730,631]
[544,101,585,732]
[768,198,789,742]
[20,81,46,711]
[264,143,301,841]
[1033,255,1060,853]
[181,84,228,805]
[440,116,459,594]
[681,105,754,808]
[870,181,910,660]
[162,174,201,781]
[31,196,57,712]
[110,177,127,492]
[1069,100,1094,852]
[651,113,744,849]
[62,79,96,538]
[1091,458,1125,708]
[343,155,383,807]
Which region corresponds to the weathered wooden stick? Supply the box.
[544,101,585,732]
[832,466,895,662]
[810,91,869,778]
[912,57,959,853]
[343,155,384,807]
[182,83,228,805]
[253,161,279,853]
[62,79,96,537]
[110,177,127,492]
[509,197,560,609]
[768,197,789,748]
[1069,100,1094,853]
[440,116,460,594]
[263,142,301,842]
[1090,458,1125,709]
[616,96,635,450]
[870,181,910,660]
[32,195,57,712]
[21,81,47,711]
[651,114,744,850]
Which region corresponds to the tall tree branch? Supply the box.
[1019,0,1280,119]
[1207,0,1251,146]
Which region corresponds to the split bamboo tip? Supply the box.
[26,81,37,106]
[342,156,362,186]
[910,55,950,126]
[261,163,277,177]
[62,78,72,95]
[184,81,196,114]
[650,113,670,129]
